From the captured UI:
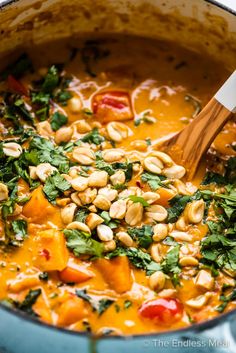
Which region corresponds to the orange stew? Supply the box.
[0,36,235,336]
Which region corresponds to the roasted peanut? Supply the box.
[142,192,160,204]
[125,203,143,226]
[103,240,116,252]
[88,171,108,188]
[72,147,95,165]
[153,223,168,241]
[109,199,127,219]
[78,188,97,205]
[107,122,132,142]
[98,187,118,202]
[146,205,168,222]
[55,126,73,144]
[0,183,8,201]
[93,195,111,210]
[3,142,22,158]
[150,243,162,262]
[66,221,91,234]
[143,156,163,174]
[116,231,133,247]
[97,224,113,241]
[61,203,77,224]
[36,163,57,182]
[170,230,192,242]
[68,96,82,113]
[110,170,126,185]
[163,165,186,179]
[71,176,88,191]
[86,213,104,230]
[179,256,199,267]
[102,149,124,162]
[149,271,166,292]
[186,200,205,224]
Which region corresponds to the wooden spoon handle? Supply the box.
[162,70,236,179]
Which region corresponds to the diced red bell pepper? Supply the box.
[92,90,133,123]
[7,75,29,96]
[139,298,183,324]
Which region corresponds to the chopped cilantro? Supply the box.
[97,299,114,316]
[55,90,72,105]
[108,247,160,275]
[39,272,49,281]
[167,191,201,223]
[128,195,149,207]
[81,128,104,145]
[127,225,153,248]
[76,289,114,315]
[64,229,104,257]
[141,172,166,190]
[12,220,28,241]
[42,65,59,93]
[14,289,41,317]
[99,211,120,229]
[50,111,68,131]
[25,135,70,173]
[75,209,89,223]
[43,172,71,202]
[124,300,132,309]
[161,245,181,286]
[216,287,236,313]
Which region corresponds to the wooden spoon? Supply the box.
[159,70,236,180]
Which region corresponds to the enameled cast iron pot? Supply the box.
[0,1,235,352]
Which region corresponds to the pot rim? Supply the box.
[0,0,235,341]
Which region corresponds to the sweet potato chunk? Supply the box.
[95,256,132,293]
[57,296,87,326]
[59,265,94,284]
[33,229,69,271]
[22,186,54,222]
[157,187,176,207]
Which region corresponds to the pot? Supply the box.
[0,1,235,352]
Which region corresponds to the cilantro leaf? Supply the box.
[12,220,28,241]
[216,287,236,313]
[201,233,236,272]
[55,90,72,105]
[161,245,181,286]
[64,229,104,257]
[127,225,153,248]
[75,289,114,315]
[141,172,166,190]
[81,128,104,145]
[43,172,71,202]
[50,111,68,131]
[74,209,89,223]
[108,247,160,275]
[42,65,59,93]
[15,289,41,317]
[97,299,114,316]
[25,135,70,173]
[128,195,149,207]
[167,191,202,223]
[75,289,96,310]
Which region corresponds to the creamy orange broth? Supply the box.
[0,36,235,335]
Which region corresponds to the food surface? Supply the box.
[0,36,235,335]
